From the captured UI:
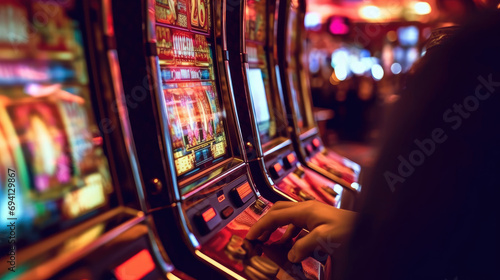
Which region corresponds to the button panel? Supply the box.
[269,162,284,179]
[312,138,321,150]
[186,174,256,240]
[283,153,297,169]
[230,182,253,207]
[221,206,234,219]
[195,207,222,235]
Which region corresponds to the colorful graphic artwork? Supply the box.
[246,0,266,42]
[155,2,227,178]
[164,83,226,176]
[0,0,113,248]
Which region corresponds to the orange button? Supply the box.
[202,207,217,222]
[114,249,155,280]
[273,163,282,173]
[237,182,252,200]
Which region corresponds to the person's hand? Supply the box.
[246,200,357,263]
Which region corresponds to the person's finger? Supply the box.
[269,200,296,211]
[254,202,296,241]
[257,230,272,242]
[278,224,302,244]
[287,231,320,263]
[246,206,311,240]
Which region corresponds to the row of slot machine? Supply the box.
[0,0,362,279]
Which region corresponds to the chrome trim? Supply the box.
[308,161,358,192]
[145,216,176,274]
[246,163,262,197]
[195,251,246,280]
[146,0,157,43]
[148,54,181,201]
[105,0,177,275]
[103,0,114,36]
[221,0,227,50]
[273,185,299,202]
[241,0,247,53]
[182,162,247,199]
[242,63,265,158]
[263,138,292,156]
[173,202,201,249]
[107,50,149,212]
[299,127,318,141]
[166,273,183,280]
[224,60,247,162]
[16,210,145,280]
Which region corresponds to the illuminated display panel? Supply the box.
[114,249,156,280]
[156,0,229,182]
[286,0,309,134]
[246,0,280,145]
[0,0,114,249]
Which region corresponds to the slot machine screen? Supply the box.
[246,0,281,145]
[248,69,271,134]
[0,0,114,250]
[286,0,309,133]
[156,0,230,182]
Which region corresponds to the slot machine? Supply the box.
[0,0,180,279]
[222,0,356,209]
[276,0,362,196]
[112,0,326,279]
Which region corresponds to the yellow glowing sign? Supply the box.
[175,153,196,175]
[212,142,226,158]
[62,173,106,219]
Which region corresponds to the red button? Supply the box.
[270,163,284,179]
[284,153,296,169]
[312,138,320,149]
[221,206,234,219]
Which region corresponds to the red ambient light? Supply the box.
[236,182,252,200]
[202,207,217,222]
[114,249,155,280]
[312,138,320,148]
[273,163,282,173]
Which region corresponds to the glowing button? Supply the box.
[231,182,254,207]
[196,206,222,235]
[114,249,155,280]
[202,207,217,222]
[273,163,282,173]
[312,138,320,149]
[270,163,284,179]
[237,183,252,200]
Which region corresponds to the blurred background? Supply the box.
[303,0,496,168]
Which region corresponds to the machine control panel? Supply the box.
[186,174,257,242]
[269,162,285,179]
[312,138,321,150]
[231,182,254,207]
[283,152,298,169]
[195,207,223,235]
